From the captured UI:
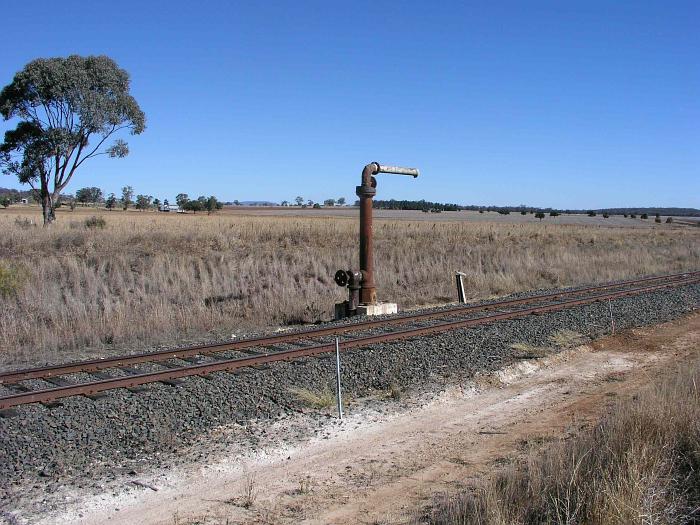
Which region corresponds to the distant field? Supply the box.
[1,205,698,367]
[5,203,699,227]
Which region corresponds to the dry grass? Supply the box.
[422,359,700,524]
[289,385,337,409]
[0,208,698,366]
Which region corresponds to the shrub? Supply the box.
[641,213,648,219]
[655,217,662,223]
[534,212,545,221]
[14,217,36,229]
[520,210,527,215]
[588,211,596,217]
[84,216,107,229]
[666,217,673,224]
[630,214,637,218]
[603,212,609,218]
[549,211,560,217]
[0,261,29,297]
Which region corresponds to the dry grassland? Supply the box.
[0,208,698,365]
[426,356,700,525]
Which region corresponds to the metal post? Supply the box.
[608,300,615,334]
[335,337,343,419]
[357,163,378,305]
[455,271,467,303]
[356,162,419,305]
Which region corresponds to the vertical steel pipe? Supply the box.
[355,162,419,305]
[357,163,379,304]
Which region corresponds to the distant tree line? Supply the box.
[370,199,462,211]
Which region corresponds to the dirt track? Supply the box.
[44,312,699,525]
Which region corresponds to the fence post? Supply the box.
[455,271,467,303]
[335,337,343,419]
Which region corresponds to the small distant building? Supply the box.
[20,198,29,204]
[159,204,181,212]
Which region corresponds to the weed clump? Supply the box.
[84,215,106,229]
[0,261,28,297]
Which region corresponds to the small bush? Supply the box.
[289,386,336,409]
[666,217,673,224]
[630,214,637,218]
[655,217,662,223]
[641,213,649,219]
[14,217,36,229]
[0,261,29,297]
[602,212,609,218]
[84,216,106,229]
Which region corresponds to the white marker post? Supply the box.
[608,299,615,335]
[335,337,343,419]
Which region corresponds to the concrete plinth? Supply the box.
[357,302,398,317]
[334,301,398,319]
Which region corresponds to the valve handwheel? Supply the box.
[334,269,349,287]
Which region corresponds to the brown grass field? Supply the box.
[425,353,700,525]
[1,205,698,367]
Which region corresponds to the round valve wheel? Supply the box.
[334,269,349,287]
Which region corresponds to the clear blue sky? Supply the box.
[1,1,698,208]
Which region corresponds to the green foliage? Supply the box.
[549,211,560,216]
[373,199,462,212]
[603,212,609,218]
[0,196,10,208]
[520,210,527,215]
[588,211,597,217]
[295,196,304,206]
[121,186,133,209]
[313,203,321,209]
[75,186,103,204]
[0,261,28,297]
[135,194,152,210]
[84,215,106,229]
[175,193,189,209]
[641,213,648,219]
[203,195,222,214]
[323,198,335,207]
[666,217,673,224]
[105,193,117,210]
[183,199,203,213]
[0,55,145,224]
[535,212,545,220]
[337,197,346,206]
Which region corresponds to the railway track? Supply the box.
[0,271,697,411]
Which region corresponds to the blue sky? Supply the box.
[1,1,698,208]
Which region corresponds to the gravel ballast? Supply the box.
[0,282,698,519]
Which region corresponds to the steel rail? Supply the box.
[0,270,697,385]
[0,275,697,410]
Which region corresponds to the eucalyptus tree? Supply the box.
[0,55,145,224]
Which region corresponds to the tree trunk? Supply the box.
[40,188,56,225]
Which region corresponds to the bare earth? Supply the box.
[44,312,700,525]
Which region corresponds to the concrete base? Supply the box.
[357,302,398,317]
[334,301,398,320]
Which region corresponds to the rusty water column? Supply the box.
[356,162,419,305]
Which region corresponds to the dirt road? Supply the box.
[49,312,699,525]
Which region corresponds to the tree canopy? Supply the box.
[0,55,145,224]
